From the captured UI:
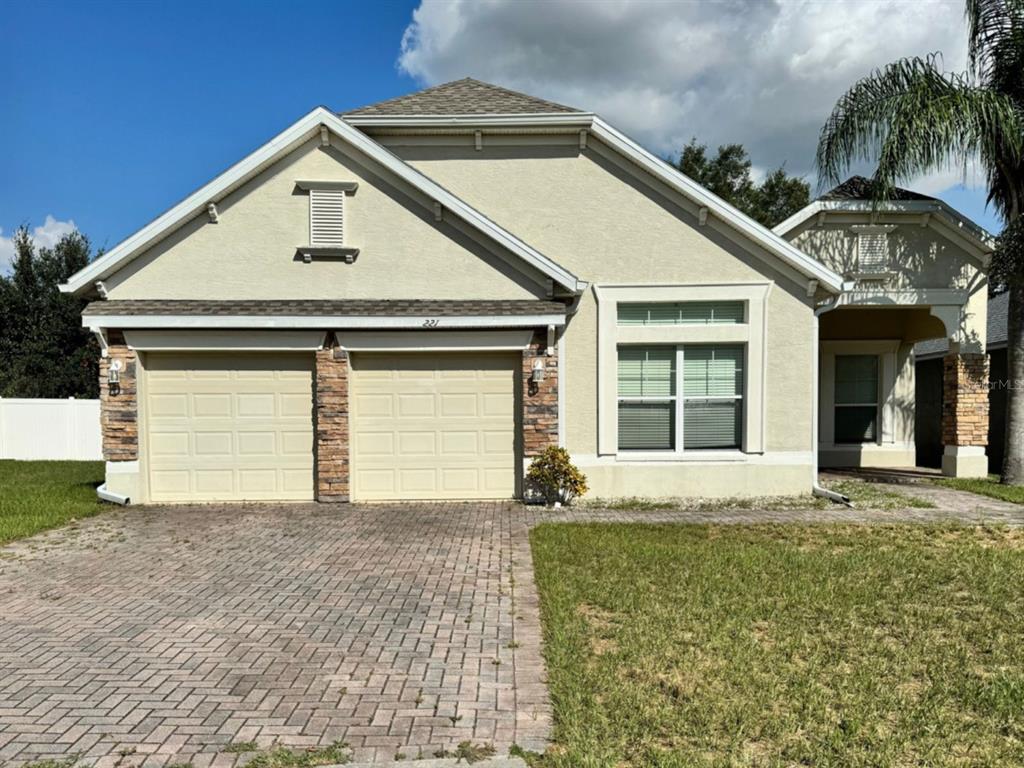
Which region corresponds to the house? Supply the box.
[915,290,1008,473]
[61,79,994,504]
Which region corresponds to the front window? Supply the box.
[835,354,879,443]
[618,301,745,326]
[617,345,744,451]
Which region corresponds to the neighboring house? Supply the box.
[915,290,1008,473]
[61,79,994,504]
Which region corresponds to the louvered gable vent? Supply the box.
[310,188,345,247]
[857,231,888,272]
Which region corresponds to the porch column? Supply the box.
[941,352,989,477]
[314,338,350,502]
[522,331,558,457]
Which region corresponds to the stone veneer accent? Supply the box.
[942,352,989,447]
[522,331,558,456]
[100,331,138,462]
[315,339,350,502]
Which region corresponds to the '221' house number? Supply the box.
[422,318,440,328]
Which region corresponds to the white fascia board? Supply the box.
[83,314,567,330]
[774,200,995,256]
[343,113,595,129]
[61,107,583,295]
[587,117,844,292]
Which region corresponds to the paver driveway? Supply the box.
[0,503,549,765]
[2,483,1021,766]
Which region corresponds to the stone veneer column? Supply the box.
[941,352,989,477]
[315,340,350,502]
[522,331,558,457]
[99,331,138,462]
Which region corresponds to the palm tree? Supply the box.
[816,0,1024,484]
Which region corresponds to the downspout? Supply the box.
[96,483,130,505]
[812,293,851,505]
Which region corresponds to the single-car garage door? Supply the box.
[350,352,518,500]
[145,352,314,502]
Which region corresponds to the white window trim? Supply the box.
[819,340,898,447]
[595,283,770,457]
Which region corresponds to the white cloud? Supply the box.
[398,0,969,193]
[0,215,78,274]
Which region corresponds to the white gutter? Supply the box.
[96,483,130,505]
[811,296,851,505]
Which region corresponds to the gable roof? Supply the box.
[60,107,583,296]
[773,180,995,258]
[345,77,582,116]
[345,84,844,292]
[821,176,935,202]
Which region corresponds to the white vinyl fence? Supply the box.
[0,398,102,460]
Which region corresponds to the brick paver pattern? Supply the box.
[2,486,1022,765]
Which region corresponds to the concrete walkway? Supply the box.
[0,481,1019,766]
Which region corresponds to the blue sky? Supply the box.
[1,0,1001,267]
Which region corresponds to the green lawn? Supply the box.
[529,523,1024,767]
[0,460,105,544]
[936,475,1024,504]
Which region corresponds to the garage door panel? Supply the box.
[351,352,517,501]
[146,352,314,502]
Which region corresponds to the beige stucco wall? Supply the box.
[385,136,818,480]
[105,137,546,300]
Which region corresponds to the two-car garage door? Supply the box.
[143,351,517,503]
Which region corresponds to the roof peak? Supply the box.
[344,78,583,117]
[819,175,936,202]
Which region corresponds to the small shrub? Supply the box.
[526,446,588,505]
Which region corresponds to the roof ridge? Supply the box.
[343,77,581,116]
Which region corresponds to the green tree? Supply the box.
[0,227,99,398]
[674,139,810,226]
[816,0,1024,484]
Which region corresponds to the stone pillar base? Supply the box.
[941,445,988,478]
[102,460,140,503]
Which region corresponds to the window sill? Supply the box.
[295,246,360,264]
[615,450,748,463]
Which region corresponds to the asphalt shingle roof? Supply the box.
[344,78,582,116]
[820,176,936,202]
[915,291,1008,358]
[83,299,567,317]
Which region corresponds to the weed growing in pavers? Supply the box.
[434,742,496,764]
[223,741,259,753]
[21,759,81,768]
[449,714,463,725]
[506,640,520,649]
[243,741,351,767]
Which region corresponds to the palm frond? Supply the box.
[816,54,1024,207]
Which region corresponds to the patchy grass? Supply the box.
[243,741,351,768]
[530,523,1024,767]
[936,475,1024,504]
[0,460,105,544]
[434,741,497,763]
[583,478,932,515]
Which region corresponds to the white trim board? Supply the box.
[122,330,327,351]
[84,313,566,331]
[335,329,534,351]
[60,108,583,295]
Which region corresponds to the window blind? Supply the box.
[835,354,879,443]
[618,301,744,326]
[617,347,675,450]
